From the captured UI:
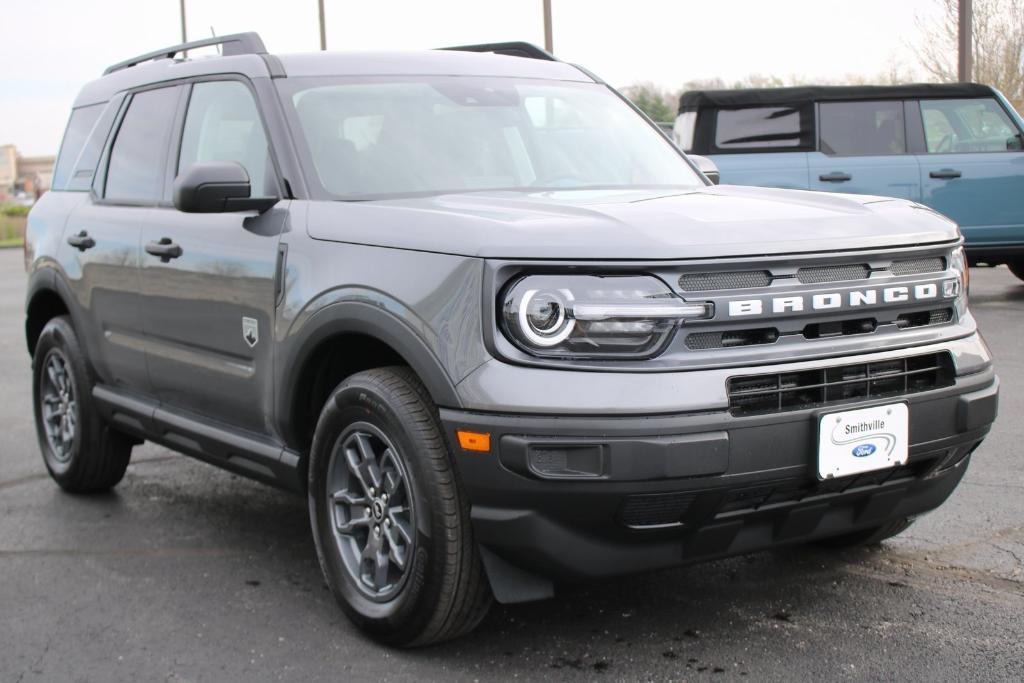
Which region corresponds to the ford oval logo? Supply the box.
[852,444,876,458]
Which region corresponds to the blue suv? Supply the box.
[673,84,1024,280]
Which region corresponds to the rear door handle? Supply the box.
[929,169,962,179]
[67,231,96,251]
[818,172,852,182]
[145,237,183,262]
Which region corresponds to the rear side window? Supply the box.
[713,105,811,152]
[819,101,906,156]
[51,105,103,191]
[105,87,181,202]
[921,98,1023,153]
[178,81,275,197]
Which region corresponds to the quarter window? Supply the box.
[921,98,1022,153]
[178,81,274,196]
[52,105,103,191]
[105,87,181,202]
[819,101,906,156]
[714,105,811,151]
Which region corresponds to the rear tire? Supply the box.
[308,366,492,646]
[32,316,133,493]
[1007,259,1024,282]
[817,517,914,549]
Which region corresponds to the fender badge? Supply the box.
[242,317,259,348]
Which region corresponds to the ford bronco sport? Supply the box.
[26,34,998,646]
[672,84,1024,278]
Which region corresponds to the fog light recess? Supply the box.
[528,444,605,479]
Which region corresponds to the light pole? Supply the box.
[543,0,553,53]
[318,0,327,50]
[958,0,972,82]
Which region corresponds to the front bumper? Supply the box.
[442,349,998,586]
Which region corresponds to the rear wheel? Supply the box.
[308,367,492,646]
[817,517,914,549]
[32,316,134,492]
[1007,259,1024,282]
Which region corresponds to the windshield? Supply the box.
[278,76,703,200]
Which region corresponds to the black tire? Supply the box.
[817,517,914,549]
[1007,259,1024,282]
[32,316,134,493]
[308,366,492,646]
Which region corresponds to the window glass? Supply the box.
[819,100,905,156]
[714,106,809,150]
[673,111,696,151]
[105,87,180,201]
[921,98,1022,153]
[52,105,103,191]
[179,81,273,196]
[282,76,701,200]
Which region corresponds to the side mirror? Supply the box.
[689,155,720,185]
[173,161,279,214]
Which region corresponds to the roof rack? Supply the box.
[103,31,267,76]
[439,41,557,61]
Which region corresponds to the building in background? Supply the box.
[0,145,55,202]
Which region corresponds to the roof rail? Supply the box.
[103,31,267,76]
[439,41,557,61]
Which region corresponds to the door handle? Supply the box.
[818,172,852,182]
[67,231,96,252]
[929,169,962,179]
[145,237,183,262]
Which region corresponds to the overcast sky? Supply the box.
[1,0,941,156]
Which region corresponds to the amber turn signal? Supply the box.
[456,430,491,452]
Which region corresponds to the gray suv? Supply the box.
[25,33,998,646]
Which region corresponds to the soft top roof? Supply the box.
[678,83,995,111]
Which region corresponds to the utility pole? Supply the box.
[958,0,972,82]
[179,0,187,44]
[318,0,327,50]
[542,0,553,53]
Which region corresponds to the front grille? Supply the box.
[891,257,945,276]
[686,328,779,350]
[679,270,771,291]
[796,263,870,284]
[896,308,953,329]
[619,492,696,527]
[727,352,955,416]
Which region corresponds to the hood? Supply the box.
[305,185,960,260]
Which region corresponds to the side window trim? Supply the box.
[170,75,285,201]
[905,100,927,154]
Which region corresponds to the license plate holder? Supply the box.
[817,402,909,480]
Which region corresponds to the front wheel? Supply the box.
[1007,259,1024,283]
[308,367,492,646]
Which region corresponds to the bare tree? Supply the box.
[915,0,1024,112]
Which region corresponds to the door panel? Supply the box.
[915,98,1024,248]
[139,209,287,434]
[139,79,286,435]
[808,100,920,200]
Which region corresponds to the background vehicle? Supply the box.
[673,84,1024,278]
[25,34,997,646]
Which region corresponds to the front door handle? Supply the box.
[929,168,962,179]
[145,237,183,262]
[819,172,852,182]
[67,231,96,252]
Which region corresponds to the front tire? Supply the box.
[32,316,133,493]
[308,367,492,646]
[1007,259,1024,282]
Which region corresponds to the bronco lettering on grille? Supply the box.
[725,282,947,318]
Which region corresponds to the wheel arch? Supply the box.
[24,269,73,358]
[277,301,463,451]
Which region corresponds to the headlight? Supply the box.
[948,246,969,296]
[501,275,712,358]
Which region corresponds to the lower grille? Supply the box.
[686,328,779,350]
[619,492,696,528]
[727,352,955,416]
[896,308,953,329]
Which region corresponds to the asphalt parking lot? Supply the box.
[1,246,1022,682]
